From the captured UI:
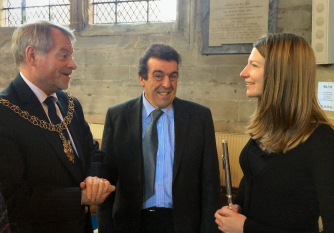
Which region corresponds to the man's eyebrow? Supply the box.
[152,70,179,74]
[153,70,164,73]
[58,47,72,53]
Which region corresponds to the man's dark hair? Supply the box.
[138,43,181,80]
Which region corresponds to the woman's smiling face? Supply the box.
[240,47,265,98]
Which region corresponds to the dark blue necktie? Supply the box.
[142,109,163,202]
[44,96,61,124]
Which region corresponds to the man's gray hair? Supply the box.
[11,20,76,65]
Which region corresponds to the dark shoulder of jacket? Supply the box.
[57,90,82,107]
[0,82,15,100]
[107,96,142,113]
[173,97,210,113]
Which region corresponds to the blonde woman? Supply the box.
[215,33,334,233]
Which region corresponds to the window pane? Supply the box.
[26,6,49,22]
[25,0,70,6]
[93,0,111,3]
[50,0,70,4]
[92,0,176,24]
[25,0,48,7]
[1,0,70,26]
[117,2,147,23]
[4,8,21,26]
[150,0,176,22]
[3,0,21,8]
[94,3,116,24]
[52,5,70,25]
[149,1,160,22]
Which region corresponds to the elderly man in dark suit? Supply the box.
[0,20,115,233]
[97,44,221,232]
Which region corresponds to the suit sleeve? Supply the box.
[200,109,222,233]
[97,108,118,232]
[73,97,106,178]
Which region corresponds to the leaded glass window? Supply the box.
[92,0,176,24]
[2,0,70,27]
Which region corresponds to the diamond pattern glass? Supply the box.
[92,0,176,24]
[53,5,70,25]
[94,4,116,24]
[117,2,147,23]
[149,1,160,22]
[2,0,70,27]
[26,7,49,22]
[4,8,21,26]
[2,0,175,26]
[4,0,21,8]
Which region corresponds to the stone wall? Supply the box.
[0,0,333,133]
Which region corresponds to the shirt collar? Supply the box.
[20,72,58,103]
[142,91,173,118]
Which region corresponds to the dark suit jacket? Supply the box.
[97,95,221,232]
[0,189,10,233]
[0,74,104,233]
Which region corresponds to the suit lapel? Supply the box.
[57,92,85,180]
[172,98,190,181]
[126,96,143,180]
[13,75,82,182]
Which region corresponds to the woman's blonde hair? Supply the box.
[247,33,332,153]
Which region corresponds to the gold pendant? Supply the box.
[59,132,75,163]
[0,92,76,164]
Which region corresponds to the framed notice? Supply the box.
[201,0,278,54]
[318,82,334,111]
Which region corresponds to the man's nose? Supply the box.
[68,57,77,70]
[161,75,171,87]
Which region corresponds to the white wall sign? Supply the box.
[318,82,334,111]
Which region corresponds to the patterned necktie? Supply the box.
[142,109,163,202]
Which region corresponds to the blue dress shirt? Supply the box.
[142,92,174,209]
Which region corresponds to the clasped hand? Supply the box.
[80,176,115,205]
[214,204,246,233]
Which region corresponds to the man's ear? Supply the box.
[25,46,37,66]
[139,75,145,87]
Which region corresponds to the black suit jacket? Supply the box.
[97,95,221,232]
[0,189,10,233]
[0,74,104,233]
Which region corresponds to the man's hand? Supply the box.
[80,176,115,205]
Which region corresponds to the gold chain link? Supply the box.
[0,92,76,163]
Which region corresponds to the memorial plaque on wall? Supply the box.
[202,0,278,54]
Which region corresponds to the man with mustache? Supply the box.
[0,20,115,233]
[97,43,221,232]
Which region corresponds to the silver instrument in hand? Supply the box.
[222,140,233,207]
